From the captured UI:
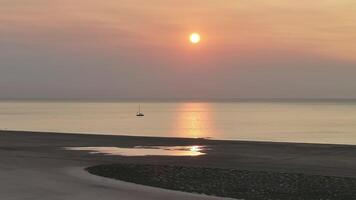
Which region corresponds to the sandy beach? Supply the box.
[2,130,356,199]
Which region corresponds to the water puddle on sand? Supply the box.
[64,145,206,156]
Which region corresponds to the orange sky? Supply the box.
[1,0,356,99]
[2,0,356,59]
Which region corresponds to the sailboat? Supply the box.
[136,104,144,117]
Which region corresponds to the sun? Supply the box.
[189,33,201,44]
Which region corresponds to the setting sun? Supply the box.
[189,33,201,44]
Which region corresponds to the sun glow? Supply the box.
[189,33,201,44]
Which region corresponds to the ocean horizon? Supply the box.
[1,99,356,145]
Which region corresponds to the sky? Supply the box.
[1,0,356,99]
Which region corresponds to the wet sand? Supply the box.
[2,130,356,199]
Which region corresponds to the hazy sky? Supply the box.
[1,0,356,99]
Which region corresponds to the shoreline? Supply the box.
[68,166,234,200]
[3,129,356,147]
[2,130,356,199]
[3,129,356,177]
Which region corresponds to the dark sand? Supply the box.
[88,163,356,200]
[2,130,356,199]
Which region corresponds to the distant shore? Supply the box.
[2,130,356,199]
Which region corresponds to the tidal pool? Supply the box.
[65,145,206,156]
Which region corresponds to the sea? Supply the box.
[1,100,356,145]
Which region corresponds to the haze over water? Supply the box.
[1,100,356,145]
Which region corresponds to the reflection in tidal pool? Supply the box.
[65,145,206,156]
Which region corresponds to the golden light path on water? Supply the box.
[173,103,215,139]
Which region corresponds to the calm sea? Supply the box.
[1,100,356,145]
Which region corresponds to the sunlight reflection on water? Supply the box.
[65,145,206,156]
